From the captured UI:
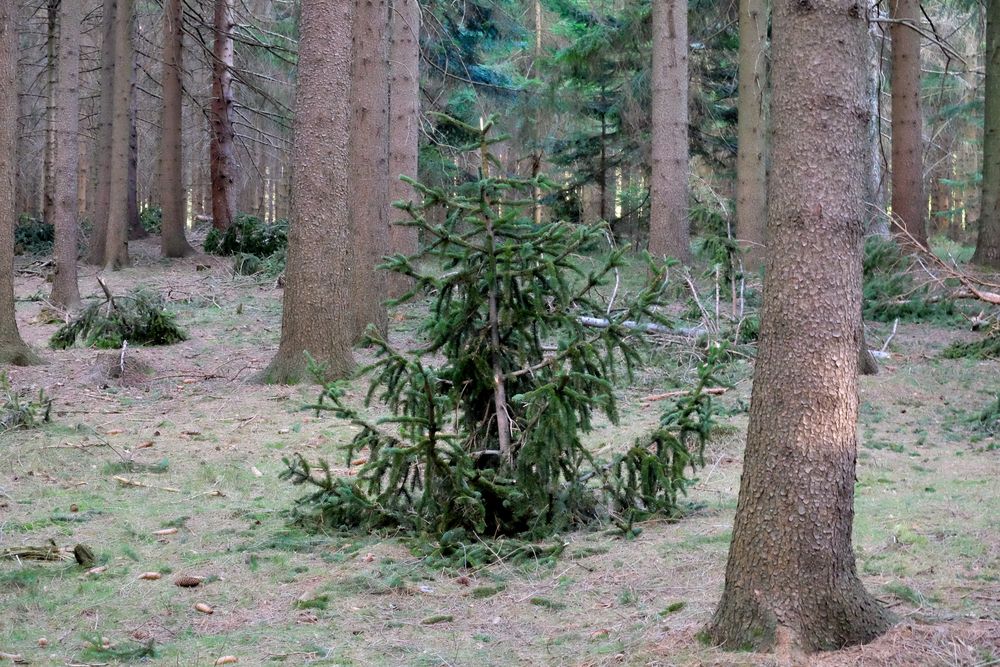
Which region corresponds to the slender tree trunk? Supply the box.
[974,0,1000,267]
[387,0,421,298]
[866,13,890,237]
[159,0,194,257]
[50,0,83,311]
[349,0,391,339]
[705,0,893,651]
[210,0,237,230]
[531,0,544,227]
[127,73,145,241]
[103,0,133,269]
[735,0,768,271]
[44,0,58,226]
[0,2,41,365]
[889,0,927,247]
[259,0,356,384]
[648,0,690,262]
[88,0,116,264]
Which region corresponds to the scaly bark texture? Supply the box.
[735,0,768,271]
[974,0,1000,267]
[50,0,83,310]
[159,0,194,258]
[210,0,237,231]
[649,0,691,262]
[387,0,420,298]
[889,0,927,247]
[88,0,116,265]
[0,2,41,365]
[349,0,391,338]
[259,0,356,384]
[103,0,133,269]
[44,1,57,227]
[705,0,893,652]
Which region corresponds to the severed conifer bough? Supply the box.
[281,117,725,549]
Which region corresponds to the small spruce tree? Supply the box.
[283,116,721,541]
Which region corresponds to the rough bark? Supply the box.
[889,0,927,247]
[50,0,83,310]
[387,0,420,298]
[44,0,57,226]
[210,0,237,231]
[735,0,768,271]
[0,2,41,365]
[126,73,145,241]
[259,0,356,384]
[160,0,194,258]
[348,0,391,339]
[974,0,1000,267]
[87,0,116,265]
[648,0,691,262]
[103,0,133,269]
[865,12,890,237]
[705,0,893,652]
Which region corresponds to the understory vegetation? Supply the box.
[49,286,187,349]
[282,122,723,550]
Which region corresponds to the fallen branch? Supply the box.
[579,316,706,338]
[642,386,728,403]
[113,476,180,493]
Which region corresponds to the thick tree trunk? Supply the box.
[648,0,690,262]
[88,0,116,264]
[889,0,927,247]
[0,3,41,365]
[348,0,391,339]
[735,0,768,271]
[50,0,83,310]
[159,0,194,257]
[210,0,237,231]
[259,0,356,384]
[974,0,1000,267]
[387,0,420,298]
[103,0,133,269]
[705,0,893,652]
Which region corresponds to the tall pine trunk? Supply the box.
[88,0,116,265]
[387,0,420,298]
[259,0,356,384]
[705,0,893,651]
[348,0,391,339]
[735,0,768,271]
[889,0,927,247]
[974,0,1000,267]
[160,0,194,257]
[103,0,133,269]
[44,1,57,227]
[50,0,83,310]
[0,1,41,365]
[210,0,237,231]
[648,0,690,262]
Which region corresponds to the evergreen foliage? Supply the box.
[203,214,288,258]
[974,394,1000,435]
[139,206,163,233]
[942,321,1000,360]
[50,288,187,350]
[14,214,54,255]
[1,372,52,431]
[282,118,717,544]
[862,237,964,324]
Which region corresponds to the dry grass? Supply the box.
[0,239,997,666]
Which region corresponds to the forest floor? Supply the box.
[1,237,998,666]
